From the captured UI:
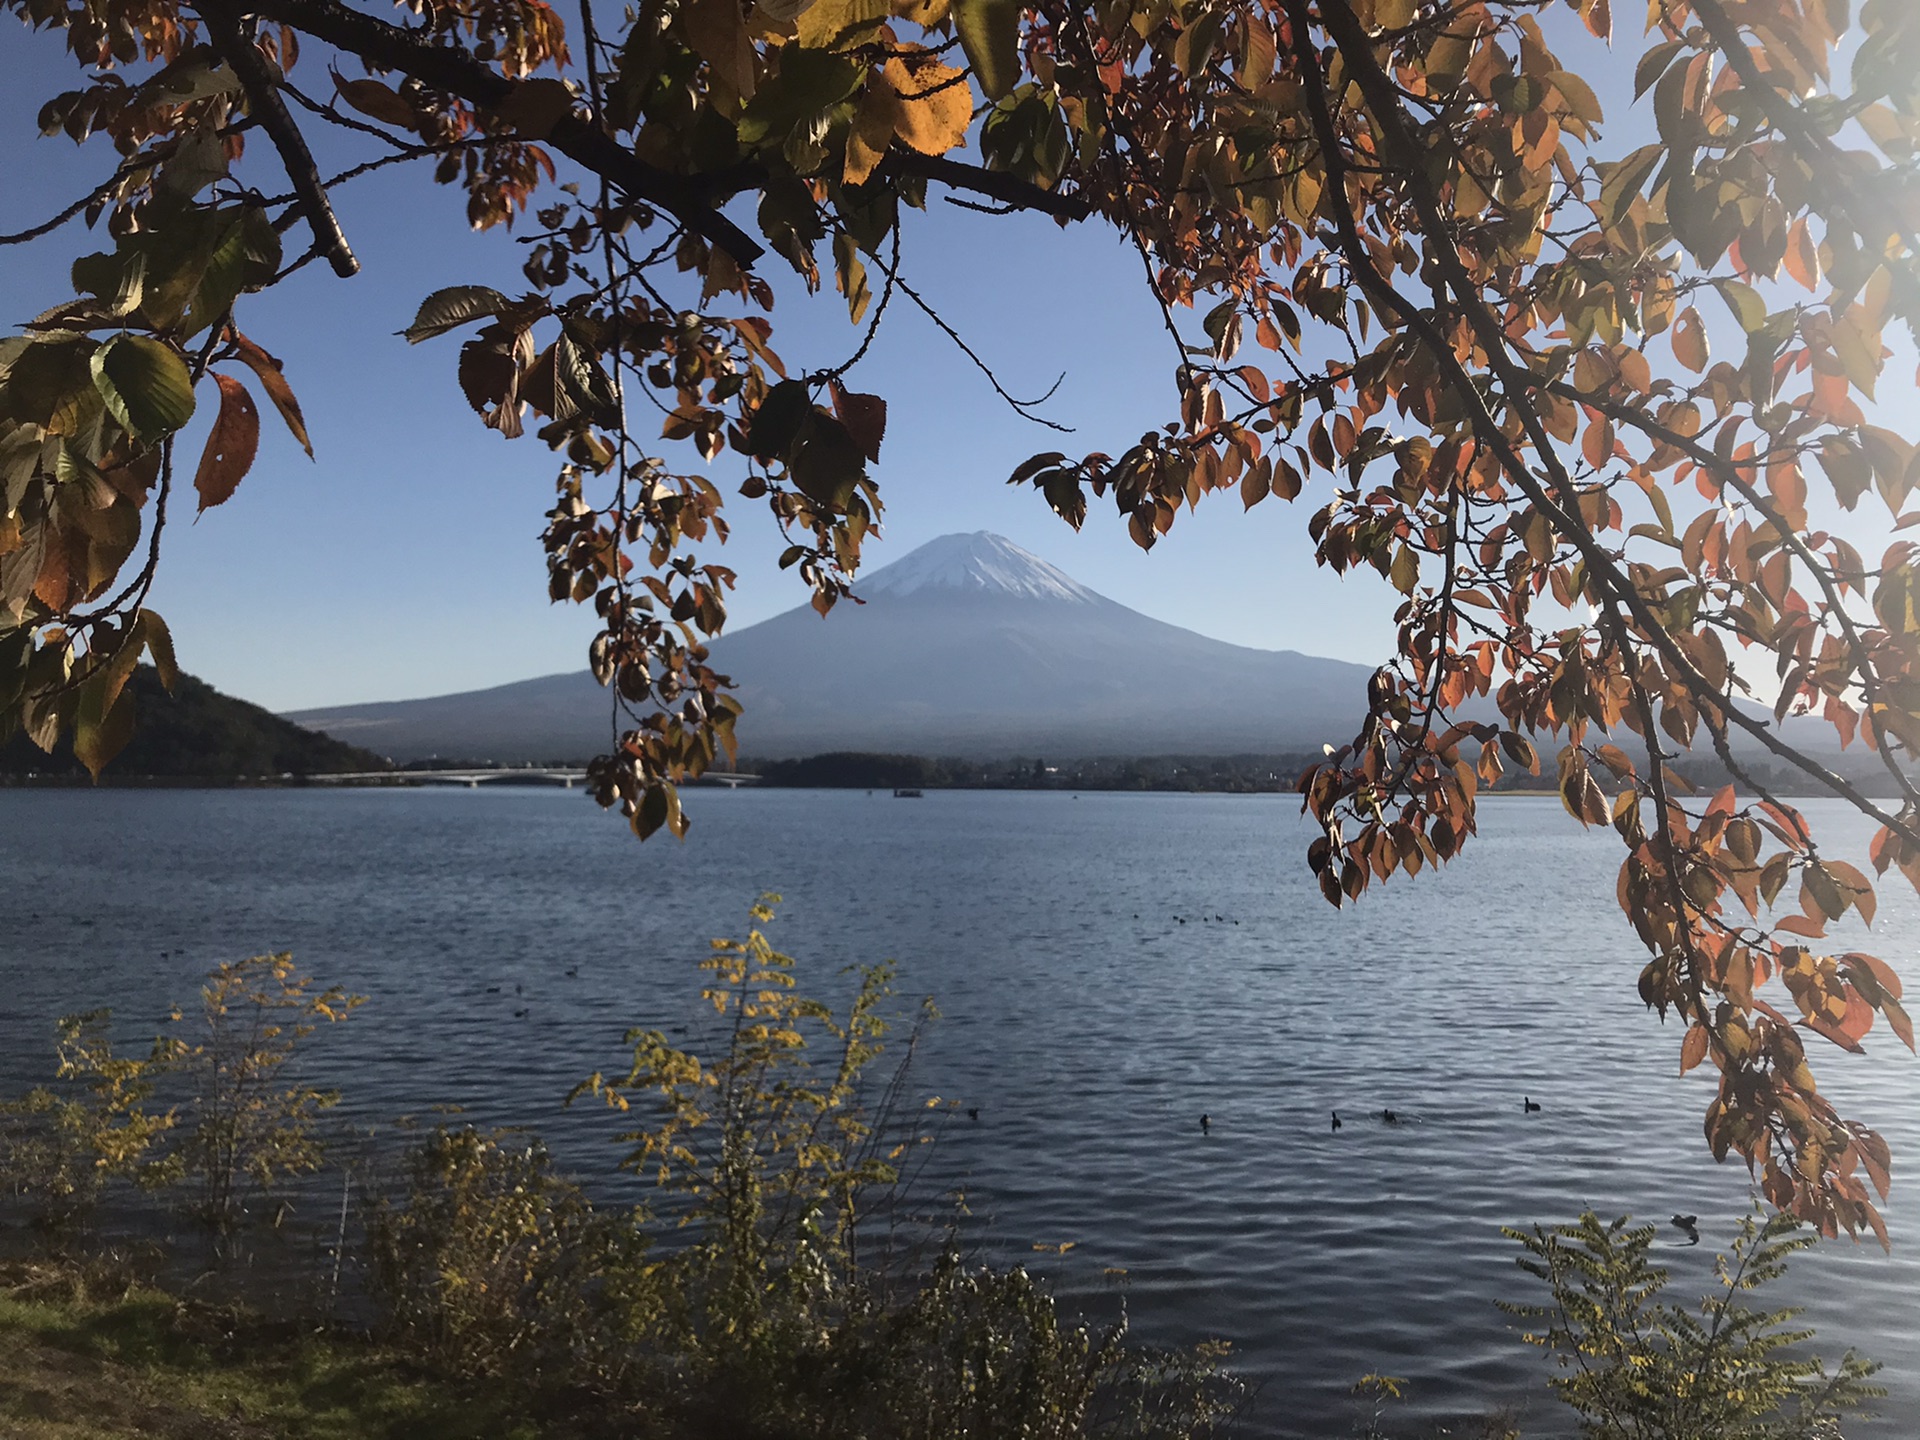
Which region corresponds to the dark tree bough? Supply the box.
[2,0,1917,1239]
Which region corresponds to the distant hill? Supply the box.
[289,532,1381,763]
[1,666,391,781]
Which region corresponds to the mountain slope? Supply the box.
[290,532,1377,763]
[2,667,391,779]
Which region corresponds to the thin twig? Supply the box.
[0,158,148,246]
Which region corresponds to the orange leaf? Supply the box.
[1783,217,1821,292]
[332,73,416,131]
[843,87,894,186]
[1804,1013,1867,1055]
[1680,1022,1710,1074]
[1768,460,1809,529]
[194,375,260,513]
[229,333,312,457]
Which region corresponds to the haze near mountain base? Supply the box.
[289,533,1375,765]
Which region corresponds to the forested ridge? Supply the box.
[0,665,389,779]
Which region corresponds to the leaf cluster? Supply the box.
[6,0,1920,1230]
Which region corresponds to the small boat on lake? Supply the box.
[893,788,924,798]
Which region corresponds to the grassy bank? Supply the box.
[0,1259,570,1440]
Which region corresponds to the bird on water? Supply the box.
[967,1107,980,1122]
[1671,1214,1700,1245]
[1524,1096,1542,1113]
[1200,1113,1211,1135]
[1381,1108,1399,1124]
[1331,1111,1342,1132]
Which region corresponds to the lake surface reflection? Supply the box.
[2,788,1915,1436]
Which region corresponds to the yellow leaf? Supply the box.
[1672,305,1708,373]
[1830,314,1881,399]
[884,50,973,156]
[894,0,950,22]
[795,0,890,50]
[843,87,895,184]
[1548,69,1603,127]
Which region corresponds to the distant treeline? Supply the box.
[1,667,391,782]
[747,751,1326,792]
[741,749,1917,798]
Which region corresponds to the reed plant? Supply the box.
[1502,1210,1882,1440]
[0,1009,179,1228]
[363,896,1243,1438]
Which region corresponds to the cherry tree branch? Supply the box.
[237,0,765,264]
[1299,0,1920,848]
[200,0,360,277]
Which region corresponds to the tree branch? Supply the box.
[200,0,360,278]
[1299,0,1920,849]
[0,159,146,247]
[237,0,766,266]
[887,152,1091,222]
[1556,378,1920,812]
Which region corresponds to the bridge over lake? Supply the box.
[307,769,762,789]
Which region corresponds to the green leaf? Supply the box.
[953,0,1021,102]
[90,335,196,439]
[72,663,135,781]
[1712,278,1767,334]
[72,249,145,317]
[1175,9,1225,79]
[181,208,282,338]
[737,47,864,157]
[402,286,515,343]
[1598,144,1661,230]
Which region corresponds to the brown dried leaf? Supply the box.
[229,333,312,457]
[194,374,260,513]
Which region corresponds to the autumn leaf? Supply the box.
[229,333,312,457]
[843,87,895,185]
[1672,307,1708,372]
[331,72,416,131]
[830,379,887,463]
[1679,1024,1709,1074]
[883,51,973,156]
[403,287,517,343]
[194,374,260,512]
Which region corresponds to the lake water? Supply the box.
[2,788,1915,1436]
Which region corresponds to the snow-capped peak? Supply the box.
[856,532,1101,604]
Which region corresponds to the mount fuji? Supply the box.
[288,532,1376,763]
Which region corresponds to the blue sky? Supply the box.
[1,27,1402,712]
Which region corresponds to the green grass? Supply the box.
[0,1266,564,1440]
